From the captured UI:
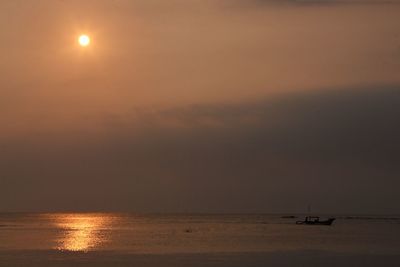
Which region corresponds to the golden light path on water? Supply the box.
[52,213,114,252]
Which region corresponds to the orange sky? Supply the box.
[1,1,399,126]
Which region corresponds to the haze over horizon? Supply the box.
[1,0,400,214]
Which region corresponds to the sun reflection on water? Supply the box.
[52,214,114,252]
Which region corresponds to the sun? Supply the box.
[78,35,90,47]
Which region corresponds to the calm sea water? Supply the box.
[1,213,400,254]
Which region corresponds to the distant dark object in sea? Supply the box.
[281,215,297,219]
[296,216,335,226]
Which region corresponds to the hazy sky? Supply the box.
[1,0,400,213]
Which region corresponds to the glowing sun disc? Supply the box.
[78,35,90,47]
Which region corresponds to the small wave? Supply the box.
[0,224,19,227]
[342,216,400,221]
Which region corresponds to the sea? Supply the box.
[1,213,400,266]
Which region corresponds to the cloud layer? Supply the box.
[1,85,399,213]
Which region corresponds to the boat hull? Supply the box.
[296,218,335,225]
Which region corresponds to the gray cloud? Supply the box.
[222,0,400,9]
[1,85,399,213]
[250,0,400,5]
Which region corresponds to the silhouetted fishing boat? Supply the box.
[296,216,335,225]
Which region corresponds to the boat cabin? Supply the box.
[305,216,320,223]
